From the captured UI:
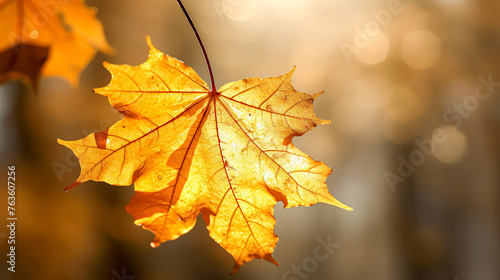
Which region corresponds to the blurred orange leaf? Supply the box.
[58,36,351,272]
[0,0,112,87]
[0,43,49,86]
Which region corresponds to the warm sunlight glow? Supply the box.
[434,126,468,164]
[401,30,441,69]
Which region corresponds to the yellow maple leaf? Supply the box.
[58,36,352,273]
[0,0,112,86]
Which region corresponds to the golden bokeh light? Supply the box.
[385,87,424,123]
[401,30,441,69]
[30,30,39,39]
[433,126,468,164]
[223,0,258,21]
[382,87,426,143]
[382,86,425,144]
[356,33,390,65]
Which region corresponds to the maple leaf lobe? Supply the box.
[58,36,351,273]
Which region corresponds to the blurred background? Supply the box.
[1,0,499,279]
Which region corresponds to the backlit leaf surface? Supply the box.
[58,36,352,272]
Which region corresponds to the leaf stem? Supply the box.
[176,0,216,93]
